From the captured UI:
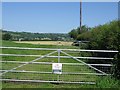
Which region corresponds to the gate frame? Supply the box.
[0,47,118,84]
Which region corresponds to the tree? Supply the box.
[68,25,91,40]
[68,29,78,39]
[77,31,91,41]
[2,33,12,40]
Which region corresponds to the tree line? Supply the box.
[1,30,71,41]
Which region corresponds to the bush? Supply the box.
[69,20,120,79]
[88,20,120,79]
[2,33,12,40]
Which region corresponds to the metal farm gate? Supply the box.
[0,47,118,84]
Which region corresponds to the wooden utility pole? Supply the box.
[80,0,82,32]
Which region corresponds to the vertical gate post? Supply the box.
[57,49,61,82]
[58,49,61,63]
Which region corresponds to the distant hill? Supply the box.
[1,30,71,41]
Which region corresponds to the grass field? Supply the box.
[14,41,73,46]
[1,41,119,88]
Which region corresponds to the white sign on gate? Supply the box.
[52,63,62,74]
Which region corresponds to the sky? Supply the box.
[2,2,118,33]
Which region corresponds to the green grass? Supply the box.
[2,82,95,88]
[2,76,119,88]
[96,76,119,88]
[1,40,120,88]
[2,41,78,49]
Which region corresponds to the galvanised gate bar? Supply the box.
[0,47,118,84]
